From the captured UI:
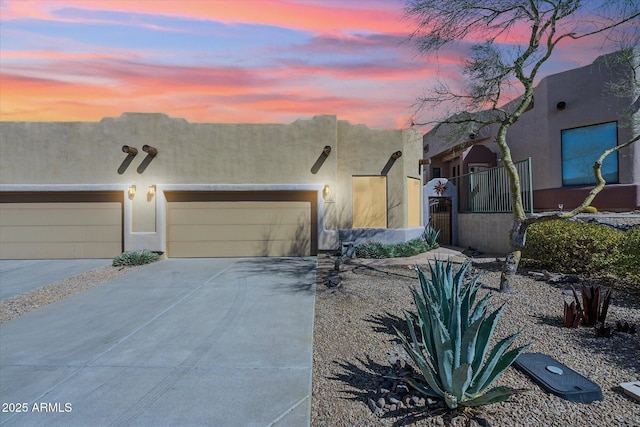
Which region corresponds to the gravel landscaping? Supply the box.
[312,253,640,426]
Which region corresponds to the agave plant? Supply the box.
[396,260,530,409]
[113,249,160,266]
[422,225,441,248]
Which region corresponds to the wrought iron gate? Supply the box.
[429,197,452,245]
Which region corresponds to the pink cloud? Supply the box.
[1,0,410,34]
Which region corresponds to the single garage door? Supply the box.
[0,192,123,259]
[166,191,316,257]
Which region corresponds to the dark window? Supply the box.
[433,167,441,179]
[561,122,618,186]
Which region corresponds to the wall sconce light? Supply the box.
[147,185,156,201]
[391,151,402,160]
[128,185,136,198]
[122,145,138,155]
[323,185,330,197]
[322,146,332,157]
[142,145,158,157]
[556,101,566,110]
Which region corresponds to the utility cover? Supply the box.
[620,382,640,401]
[514,352,603,403]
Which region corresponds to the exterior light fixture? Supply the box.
[148,185,156,196]
[128,185,136,198]
[122,145,138,155]
[323,185,330,197]
[142,145,158,156]
[556,101,566,110]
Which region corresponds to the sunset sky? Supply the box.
[0,0,622,129]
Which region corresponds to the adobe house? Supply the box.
[423,50,640,211]
[0,114,424,259]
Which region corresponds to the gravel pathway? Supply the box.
[312,254,640,426]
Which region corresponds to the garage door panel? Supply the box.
[0,204,121,227]
[0,242,122,259]
[0,225,121,243]
[167,198,312,257]
[168,239,310,258]
[168,204,309,226]
[168,223,311,242]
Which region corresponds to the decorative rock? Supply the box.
[368,398,384,417]
[326,275,342,288]
[411,396,421,405]
[376,398,385,408]
[379,388,390,395]
[395,384,409,394]
[389,404,397,411]
[388,396,401,404]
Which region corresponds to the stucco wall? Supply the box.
[336,120,423,230]
[458,213,512,255]
[1,113,423,252]
[508,52,639,190]
[423,50,639,203]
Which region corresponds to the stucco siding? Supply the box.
[1,113,424,256]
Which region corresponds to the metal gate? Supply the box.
[429,197,452,245]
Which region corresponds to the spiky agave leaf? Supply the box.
[395,326,445,398]
[463,386,526,406]
[451,363,473,399]
[469,341,532,396]
[470,303,506,377]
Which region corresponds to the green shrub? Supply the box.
[522,220,624,274]
[355,237,438,259]
[581,205,598,214]
[396,260,529,409]
[113,249,160,266]
[616,226,640,279]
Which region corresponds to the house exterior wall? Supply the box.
[0,113,423,255]
[508,52,639,191]
[422,50,640,211]
[458,213,512,255]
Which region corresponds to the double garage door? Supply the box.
[0,191,316,259]
[166,191,316,258]
[0,192,123,259]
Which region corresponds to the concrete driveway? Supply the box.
[0,259,112,301]
[0,257,317,426]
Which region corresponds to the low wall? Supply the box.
[458,213,512,255]
[338,227,424,247]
